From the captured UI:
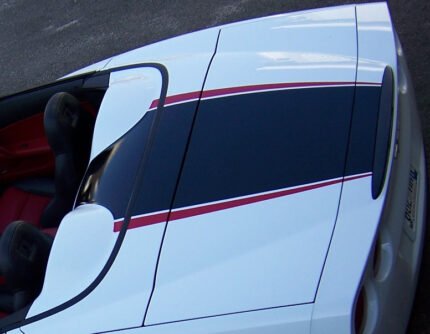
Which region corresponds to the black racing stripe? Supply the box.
[80,85,382,220]
[130,102,198,217]
[172,86,357,209]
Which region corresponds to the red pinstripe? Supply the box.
[114,172,372,232]
[149,81,381,109]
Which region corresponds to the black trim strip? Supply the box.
[371,66,394,198]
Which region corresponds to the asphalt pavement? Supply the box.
[0,0,429,332]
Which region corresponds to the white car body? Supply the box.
[3,2,426,334]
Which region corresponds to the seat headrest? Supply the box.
[44,92,83,155]
[0,221,53,291]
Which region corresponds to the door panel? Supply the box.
[146,5,359,324]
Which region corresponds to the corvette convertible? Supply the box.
[0,2,426,333]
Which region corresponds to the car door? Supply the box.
[145,5,362,325]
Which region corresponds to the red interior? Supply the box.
[0,113,54,183]
[0,91,102,319]
[0,187,51,233]
[41,227,58,237]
